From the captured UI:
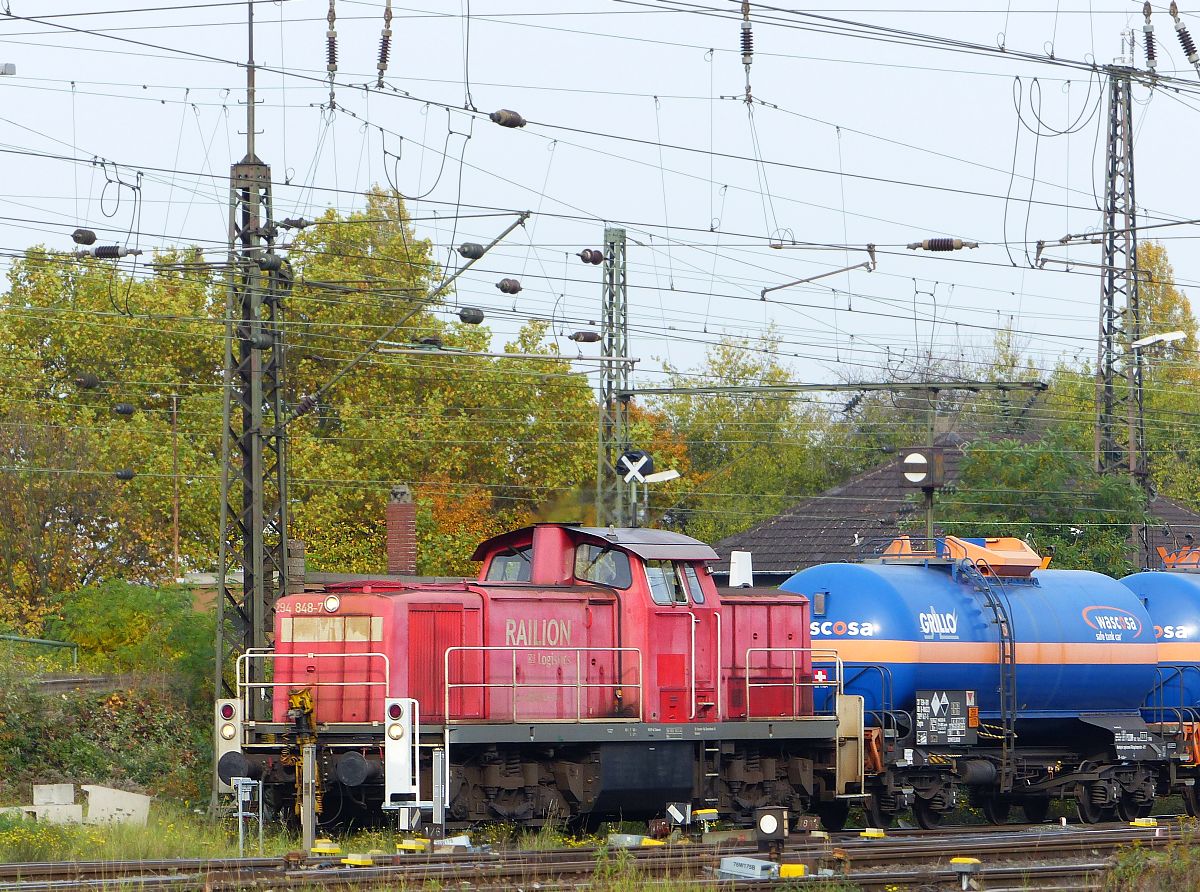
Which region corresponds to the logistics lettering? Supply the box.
[918,609,958,639]
[1155,625,1190,640]
[811,620,877,637]
[1081,605,1143,640]
[505,618,573,647]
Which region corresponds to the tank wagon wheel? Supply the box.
[980,796,1011,825]
[913,798,944,830]
[864,795,895,829]
[1184,786,1200,818]
[1075,785,1112,825]
[1115,795,1144,823]
[816,800,850,832]
[1021,798,1051,824]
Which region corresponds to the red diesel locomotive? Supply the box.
[216,524,865,827]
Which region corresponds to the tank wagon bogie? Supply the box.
[783,535,1200,827]
[216,524,865,828]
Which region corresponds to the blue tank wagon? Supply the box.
[782,536,1197,827]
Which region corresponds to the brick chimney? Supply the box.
[386,484,417,575]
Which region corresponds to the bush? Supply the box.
[46,579,214,704]
[0,664,209,802]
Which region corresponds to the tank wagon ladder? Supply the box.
[960,558,1018,792]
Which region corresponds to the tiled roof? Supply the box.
[713,439,1200,575]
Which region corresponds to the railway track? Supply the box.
[0,821,1188,890]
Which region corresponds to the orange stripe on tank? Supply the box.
[1155,642,1200,662]
[822,639,1158,664]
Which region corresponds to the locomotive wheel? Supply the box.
[864,795,895,829]
[913,798,944,830]
[1022,798,1051,824]
[816,800,850,831]
[980,796,1010,825]
[1075,786,1108,825]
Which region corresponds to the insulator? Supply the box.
[489,109,527,128]
[569,330,602,343]
[280,217,311,230]
[114,469,135,482]
[578,248,604,264]
[71,228,96,246]
[741,21,754,63]
[417,335,444,348]
[377,30,392,75]
[257,253,283,271]
[1177,22,1199,63]
[113,403,135,416]
[458,307,485,325]
[93,245,127,259]
[458,242,486,259]
[1145,27,1158,68]
[907,238,978,251]
[251,334,274,350]
[295,393,319,416]
[497,277,522,294]
[327,1,338,72]
[74,372,101,390]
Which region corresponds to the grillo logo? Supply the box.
[918,608,958,639]
[1081,605,1143,639]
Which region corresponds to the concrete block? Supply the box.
[81,785,151,826]
[33,784,75,806]
[20,804,83,824]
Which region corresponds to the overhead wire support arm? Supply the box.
[282,211,530,428]
[760,246,876,300]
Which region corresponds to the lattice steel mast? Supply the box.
[595,227,631,528]
[215,0,290,710]
[1095,64,1143,477]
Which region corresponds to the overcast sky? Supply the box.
[2,1,1198,400]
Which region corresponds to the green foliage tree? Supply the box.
[650,332,870,543]
[935,435,1147,575]
[0,188,600,623]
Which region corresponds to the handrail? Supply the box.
[1145,663,1200,721]
[443,646,643,724]
[235,651,391,719]
[0,633,78,667]
[687,611,698,721]
[714,612,723,718]
[743,647,844,720]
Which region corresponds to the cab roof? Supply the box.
[471,524,719,562]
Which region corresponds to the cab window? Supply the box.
[486,546,532,582]
[682,564,705,604]
[575,544,632,588]
[646,560,688,606]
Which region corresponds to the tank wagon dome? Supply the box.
[782,536,1157,719]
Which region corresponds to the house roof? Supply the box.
[713,439,1200,576]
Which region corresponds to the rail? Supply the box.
[443,646,643,723]
[743,647,844,720]
[234,650,391,719]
